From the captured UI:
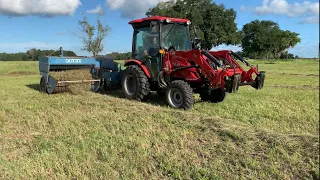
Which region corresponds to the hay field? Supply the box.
[0,60,319,179]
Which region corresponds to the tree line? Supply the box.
[106,52,131,60]
[0,49,77,61]
[0,48,132,61]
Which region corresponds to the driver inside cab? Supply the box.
[144,37,159,57]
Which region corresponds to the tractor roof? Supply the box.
[129,16,190,24]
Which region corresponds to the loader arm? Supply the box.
[208,50,264,89]
[163,49,235,90]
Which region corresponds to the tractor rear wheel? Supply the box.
[122,65,151,102]
[165,80,194,110]
[200,88,226,103]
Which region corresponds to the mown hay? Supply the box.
[50,69,96,94]
[50,69,94,81]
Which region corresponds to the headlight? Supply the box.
[166,19,172,23]
[186,21,191,25]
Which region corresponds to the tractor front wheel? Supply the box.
[122,65,151,102]
[165,80,194,110]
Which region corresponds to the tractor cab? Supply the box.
[128,16,193,80]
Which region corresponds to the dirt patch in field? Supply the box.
[271,72,319,77]
[271,84,319,90]
[6,71,37,76]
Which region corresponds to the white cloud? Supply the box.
[0,0,81,17]
[87,5,105,15]
[106,0,169,18]
[299,16,320,24]
[242,0,319,17]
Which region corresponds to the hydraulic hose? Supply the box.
[202,51,225,69]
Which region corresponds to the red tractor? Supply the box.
[121,16,265,110]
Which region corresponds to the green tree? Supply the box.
[0,52,28,61]
[241,20,301,59]
[106,52,131,60]
[280,52,295,59]
[146,0,240,50]
[25,48,77,61]
[77,17,111,57]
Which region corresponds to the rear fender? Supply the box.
[124,59,151,78]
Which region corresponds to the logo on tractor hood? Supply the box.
[66,59,82,63]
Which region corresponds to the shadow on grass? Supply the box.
[101,89,202,107]
[25,84,202,107]
[26,84,40,91]
[264,62,276,64]
[101,90,168,106]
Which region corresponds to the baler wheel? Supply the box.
[165,80,194,110]
[47,75,58,94]
[40,76,47,93]
[122,65,151,102]
[91,80,101,92]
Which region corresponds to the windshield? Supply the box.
[161,24,192,51]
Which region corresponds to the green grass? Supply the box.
[0,60,319,179]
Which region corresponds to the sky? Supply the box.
[0,0,319,58]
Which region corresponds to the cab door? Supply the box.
[133,25,161,81]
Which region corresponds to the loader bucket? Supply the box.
[252,71,265,90]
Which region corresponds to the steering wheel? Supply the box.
[168,46,176,52]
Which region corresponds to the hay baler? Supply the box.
[39,48,122,94]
